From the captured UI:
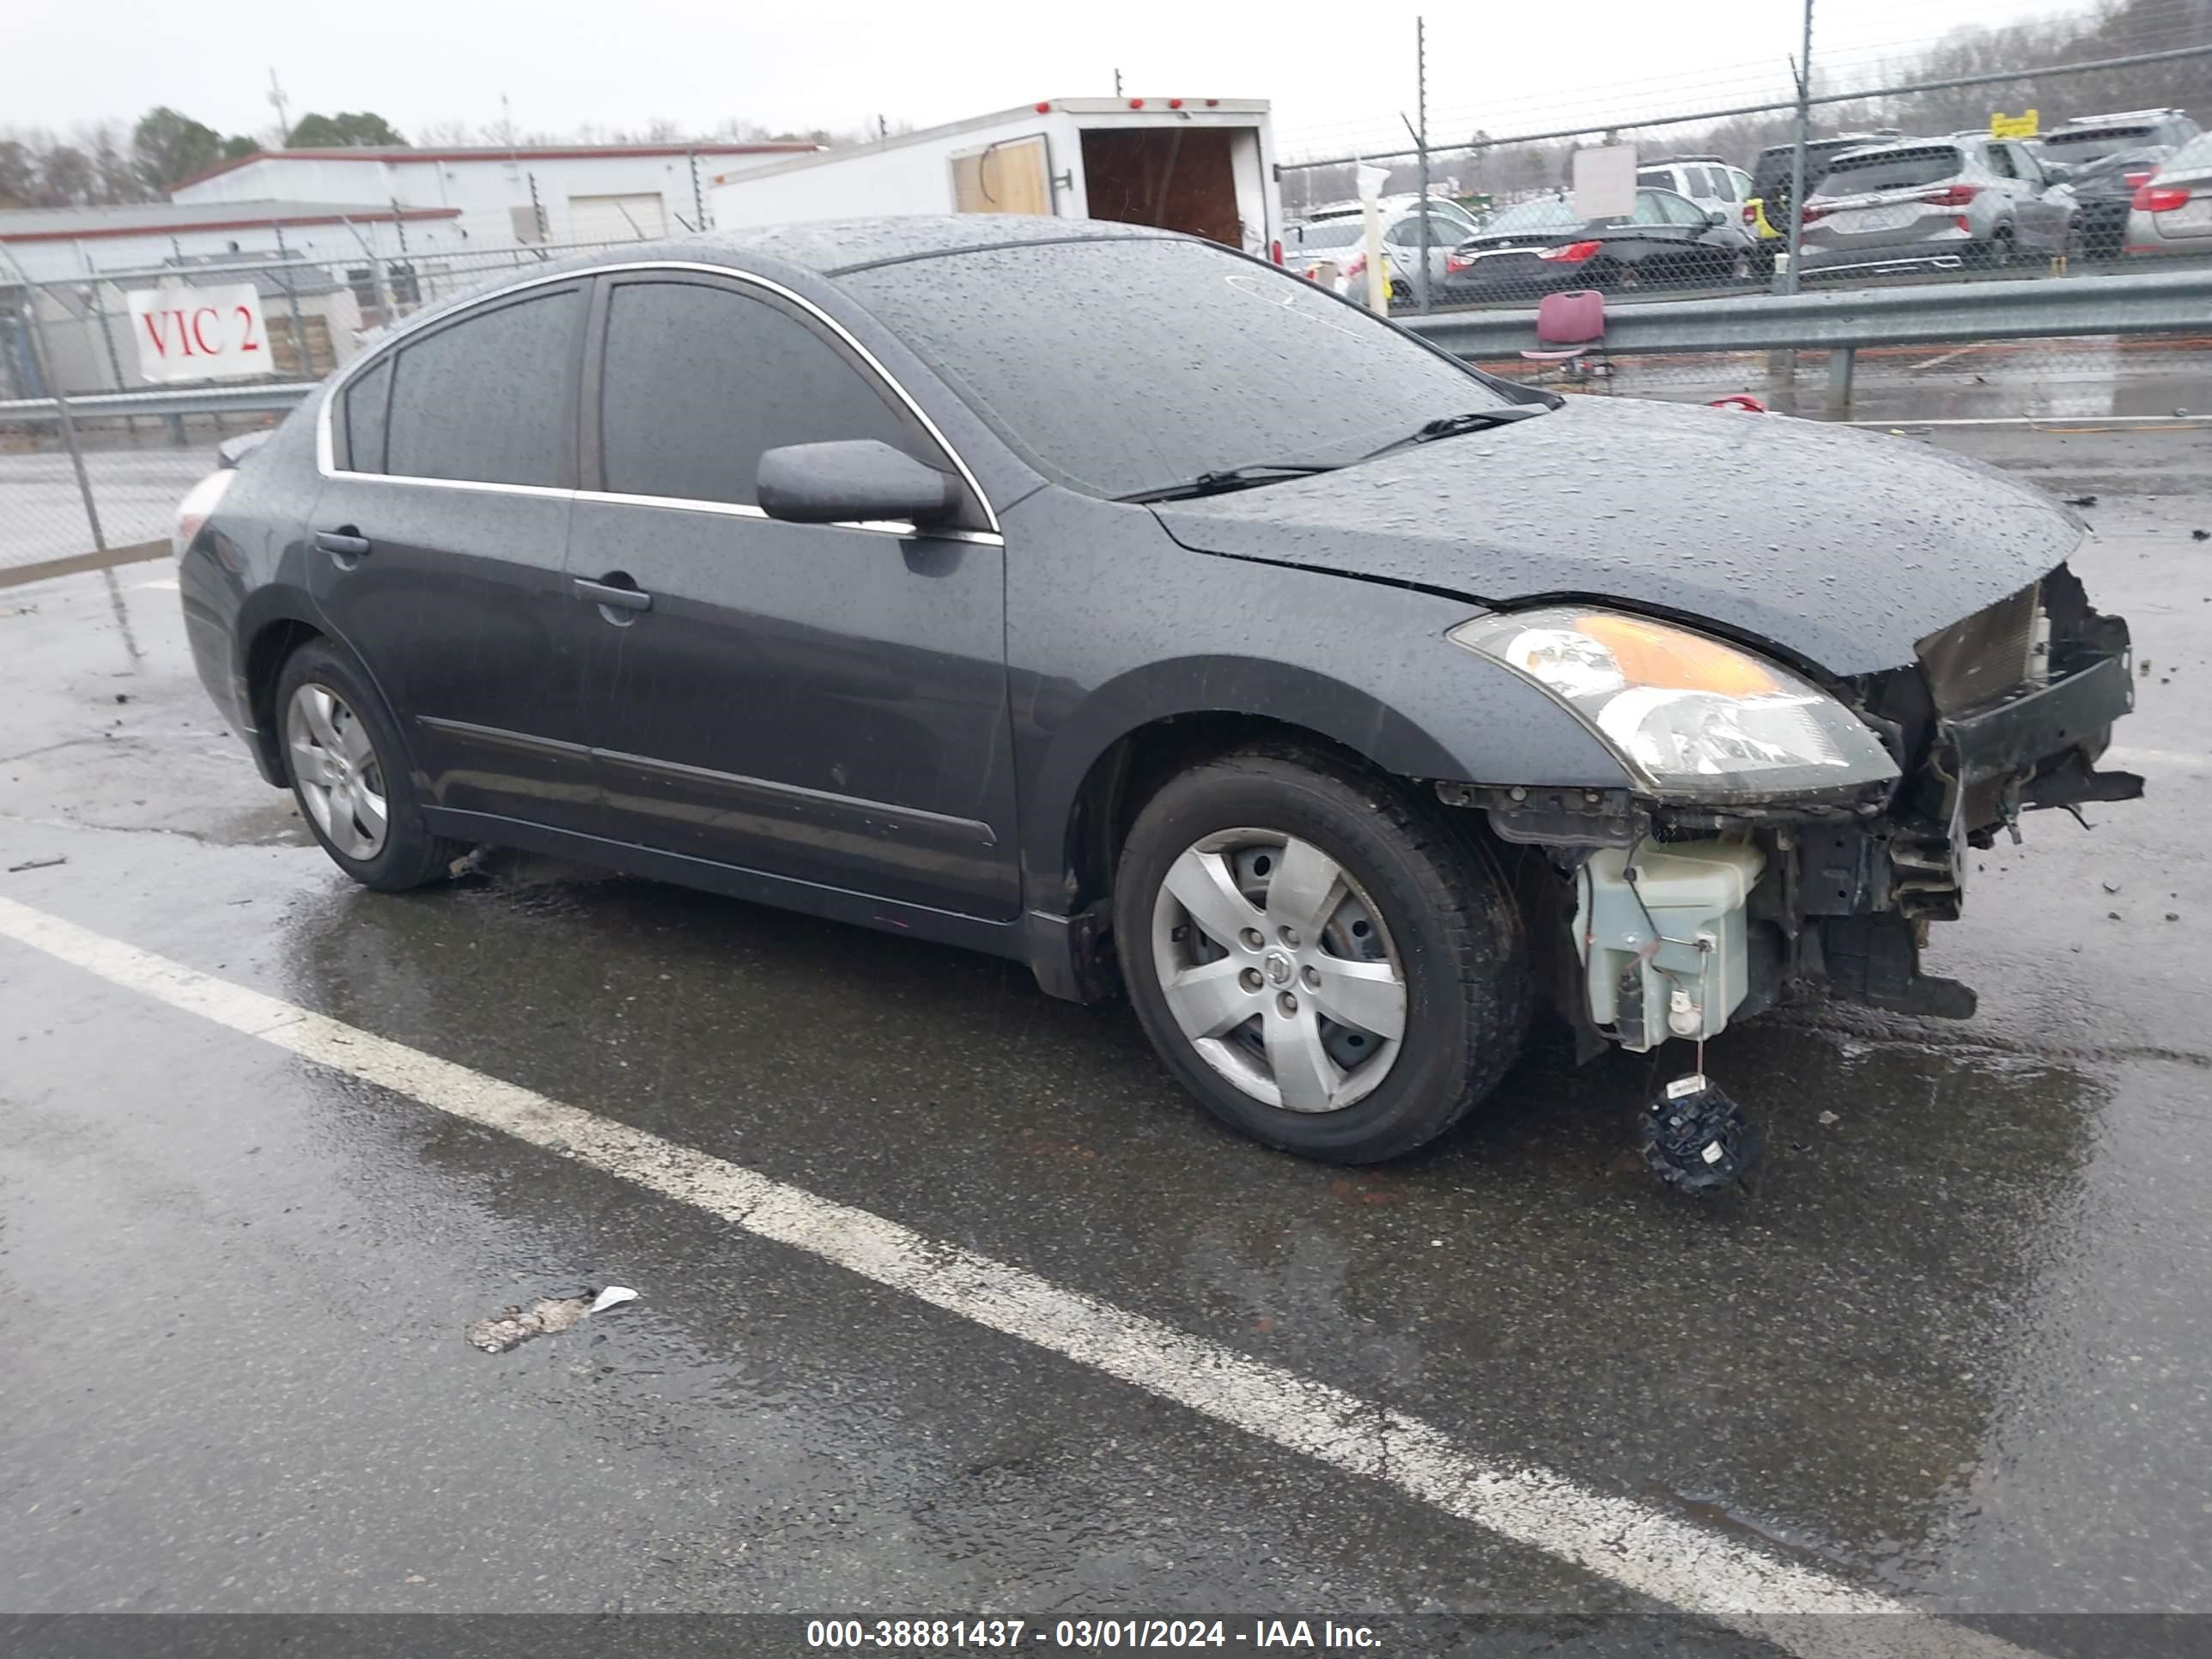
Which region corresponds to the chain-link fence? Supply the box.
[8,209,2212,585]
[1,225,671,580]
[1276,3,2212,316]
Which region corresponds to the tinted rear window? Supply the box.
[2044,125,2157,161]
[2169,131,2212,170]
[1814,147,1963,193]
[1479,197,1582,235]
[1293,220,1368,250]
[342,356,392,474]
[840,238,1511,501]
[1753,140,1873,195]
[386,288,580,487]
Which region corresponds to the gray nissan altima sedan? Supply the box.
[173,216,2140,1171]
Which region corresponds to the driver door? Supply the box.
[565,270,1020,921]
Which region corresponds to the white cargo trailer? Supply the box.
[708,97,1284,257]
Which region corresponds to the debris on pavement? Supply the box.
[1817,1109,1840,1126]
[466,1285,640,1353]
[5,855,66,873]
[2062,495,2098,507]
[2195,529,2209,541]
[1642,1073,1764,1196]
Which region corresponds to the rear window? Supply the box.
[1291,220,1368,250]
[1753,139,1875,197]
[385,287,581,487]
[1814,147,1963,194]
[2044,125,2157,161]
[1479,196,1582,235]
[2167,131,2212,170]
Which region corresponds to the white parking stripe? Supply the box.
[0,890,2031,1659]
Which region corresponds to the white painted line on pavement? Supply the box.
[0,890,2033,1659]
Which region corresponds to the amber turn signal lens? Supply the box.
[1575,613,1779,696]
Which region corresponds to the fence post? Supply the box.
[271,218,311,377]
[1413,15,1431,315]
[17,290,108,555]
[1825,345,1855,416]
[1783,0,1815,296]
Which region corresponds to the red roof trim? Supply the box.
[169,142,819,192]
[1,206,464,245]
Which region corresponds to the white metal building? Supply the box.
[0,199,460,283]
[167,143,819,252]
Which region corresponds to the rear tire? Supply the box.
[1113,746,1528,1164]
[276,639,464,893]
[1975,228,2016,270]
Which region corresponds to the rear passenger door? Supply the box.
[310,282,601,835]
[566,270,1020,919]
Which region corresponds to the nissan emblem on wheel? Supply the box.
[171,216,2142,1176]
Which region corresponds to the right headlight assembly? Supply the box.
[1448,607,1900,800]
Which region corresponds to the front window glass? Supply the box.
[840,238,1514,501]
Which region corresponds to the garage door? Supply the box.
[568,192,668,242]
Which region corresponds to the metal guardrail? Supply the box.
[1402,267,2212,361]
[0,380,321,425]
[7,268,2211,430]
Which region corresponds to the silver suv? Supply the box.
[1797,135,2072,275]
[1635,155,1753,220]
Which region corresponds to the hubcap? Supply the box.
[1151,829,1407,1115]
[285,682,388,860]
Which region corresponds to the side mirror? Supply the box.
[757,440,959,526]
[1706,208,1729,227]
[2043,162,2072,185]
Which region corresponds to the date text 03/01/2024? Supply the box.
[803,1617,1383,1650]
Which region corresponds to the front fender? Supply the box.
[1012,506,1637,924]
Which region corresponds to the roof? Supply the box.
[172,140,820,193]
[0,198,462,244]
[709,213,1173,273]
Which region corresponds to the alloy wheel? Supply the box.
[285,682,389,860]
[1150,829,1407,1113]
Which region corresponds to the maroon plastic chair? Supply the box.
[1519,290,1608,380]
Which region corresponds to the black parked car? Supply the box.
[175,217,2140,1166]
[1440,188,1754,302]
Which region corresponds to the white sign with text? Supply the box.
[1572,145,1638,223]
[128,284,271,383]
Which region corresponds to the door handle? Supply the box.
[574,576,653,613]
[314,529,371,558]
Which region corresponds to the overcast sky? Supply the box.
[15,0,2080,161]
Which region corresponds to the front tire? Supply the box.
[1113,747,1528,1164]
[276,639,463,892]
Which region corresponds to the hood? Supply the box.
[1151,397,2081,675]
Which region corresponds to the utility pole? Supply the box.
[1414,16,1431,313]
[267,67,291,146]
[1783,0,1814,295]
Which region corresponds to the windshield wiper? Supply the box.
[1354,404,1551,464]
[1115,463,1339,505]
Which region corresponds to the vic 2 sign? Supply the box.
[127,285,271,383]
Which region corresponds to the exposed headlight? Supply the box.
[1449,607,1900,799]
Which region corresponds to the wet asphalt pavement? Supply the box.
[3,425,2211,1650]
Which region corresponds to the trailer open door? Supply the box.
[1079,128,1242,245]
[951,137,1053,216]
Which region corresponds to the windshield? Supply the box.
[1478,197,1581,235]
[1814,147,1963,194]
[2044,125,2158,161]
[840,238,1515,501]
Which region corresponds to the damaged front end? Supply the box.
[1440,566,2141,1054]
